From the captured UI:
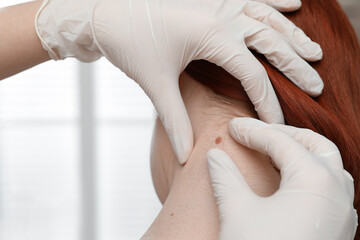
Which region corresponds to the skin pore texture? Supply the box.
[142,72,281,239]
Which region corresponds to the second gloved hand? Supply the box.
[35,0,323,164]
[207,118,358,240]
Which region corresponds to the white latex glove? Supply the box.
[207,118,358,240]
[35,0,324,164]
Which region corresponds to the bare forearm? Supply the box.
[0,1,50,80]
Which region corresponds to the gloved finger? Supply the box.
[342,169,356,201]
[147,76,194,165]
[251,0,302,12]
[229,117,315,174]
[243,19,324,96]
[271,124,343,169]
[207,148,256,216]
[244,1,322,61]
[271,124,356,200]
[196,39,284,124]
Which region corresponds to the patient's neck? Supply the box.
[142,73,280,239]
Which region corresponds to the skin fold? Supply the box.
[143,71,281,239]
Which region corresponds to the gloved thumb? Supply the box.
[148,76,194,164]
[207,149,256,218]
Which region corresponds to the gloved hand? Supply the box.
[207,118,358,240]
[35,0,323,164]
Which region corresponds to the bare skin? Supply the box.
[0,1,50,80]
[143,71,281,239]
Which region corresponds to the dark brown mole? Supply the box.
[215,137,222,144]
[170,213,174,217]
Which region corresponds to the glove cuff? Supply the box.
[35,0,102,62]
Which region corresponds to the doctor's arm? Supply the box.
[0,1,50,80]
[0,0,325,166]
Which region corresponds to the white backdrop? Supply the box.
[0,1,162,240]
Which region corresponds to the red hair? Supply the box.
[185,0,360,238]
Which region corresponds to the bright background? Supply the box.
[0,1,162,240]
[0,1,359,240]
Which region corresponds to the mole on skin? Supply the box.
[170,213,174,217]
[215,137,222,144]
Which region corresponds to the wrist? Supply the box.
[35,0,102,62]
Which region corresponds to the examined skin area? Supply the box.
[142,72,281,239]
